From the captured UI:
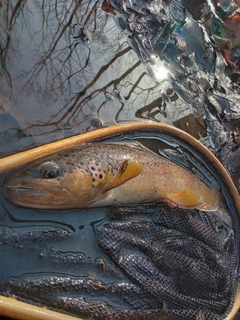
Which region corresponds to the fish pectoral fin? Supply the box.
[104,159,143,192]
[166,190,204,209]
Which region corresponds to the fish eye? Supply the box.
[39,162,60,179]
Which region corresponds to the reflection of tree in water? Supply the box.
[0,0,27,87]
[0,0,191,142]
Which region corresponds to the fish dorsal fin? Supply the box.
[104,159,143,192]
[166,190,204,209]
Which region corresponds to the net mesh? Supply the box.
[1,203,238,320]
[97,204,238,319]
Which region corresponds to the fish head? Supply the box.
[3,150,110,209]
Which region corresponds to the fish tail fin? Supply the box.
[211,205,233,227]
[166,189,232,227]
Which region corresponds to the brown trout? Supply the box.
[3,143,231,225]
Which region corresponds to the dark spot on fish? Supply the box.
[66,162,74,166]
[79,161,84,166]
[99,174,103,179]
[92,178,96,182]
[85,169,89,173]
[91,167,96,171]
[119,160,128,176]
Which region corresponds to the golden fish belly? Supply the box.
[87,160,232,226]
[87,161,220,211]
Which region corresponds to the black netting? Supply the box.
[97,204,238,319]
[0,203,238,319]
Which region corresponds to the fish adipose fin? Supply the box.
[105,160,143,192]
[166,190,204,209]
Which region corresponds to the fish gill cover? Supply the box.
[0,0,240,320]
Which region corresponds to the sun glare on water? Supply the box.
[149,55,169,82]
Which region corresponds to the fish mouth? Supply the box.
[4,185,70,209]
[3,176,52,197]
[4,185,56,206]
[3,175,70,208]
[5,186,48,196]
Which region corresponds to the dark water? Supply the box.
[0,0,240,319]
